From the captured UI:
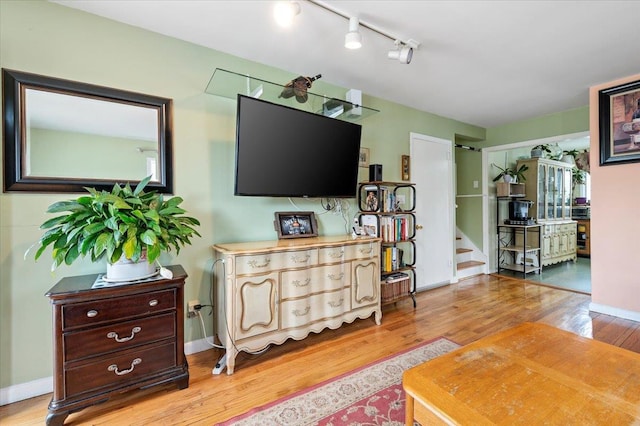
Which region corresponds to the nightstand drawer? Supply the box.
[62,289,176,330]
[65,341,176,396]
[64,312,176,362]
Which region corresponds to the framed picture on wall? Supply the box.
[359,147,370,168]
[599,78,640,166]
[274,211,318,239]
[401,155,410,181]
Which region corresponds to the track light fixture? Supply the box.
[274,1,301,28]
[344,17,362,49]
[388,40,413,64]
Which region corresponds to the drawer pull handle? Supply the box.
[108,358,142,376]
[292,278,311,287]
[359,247,373,255]
[329,250,344,259]
[328,273,344,281]
[291,254,311,263]
[328,298,344,308]
[292,306,310,316]
[87,310,98,318]
[248,258,270,268]
[148,299,158,307]
[107,326,141,343]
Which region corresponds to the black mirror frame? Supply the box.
[2,68,173,193]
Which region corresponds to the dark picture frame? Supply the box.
[274,211,318,239]
[599,78,640,166]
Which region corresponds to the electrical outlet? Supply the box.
[187,300,199,318]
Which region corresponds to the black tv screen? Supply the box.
[234,95,362,198]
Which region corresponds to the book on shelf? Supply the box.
[381,246,404,272]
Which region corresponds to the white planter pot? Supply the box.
[106,252,157,282]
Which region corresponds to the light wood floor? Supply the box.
[3,274,639,425]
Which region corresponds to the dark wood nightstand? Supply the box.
[45,265,189,425]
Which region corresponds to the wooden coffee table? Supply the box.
[403,322,640,425]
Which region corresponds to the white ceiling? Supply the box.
[53,0,639,128]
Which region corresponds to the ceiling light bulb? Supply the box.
[344,17,362,49]
[274,1,300,28]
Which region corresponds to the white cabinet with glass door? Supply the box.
[518,157,577,266]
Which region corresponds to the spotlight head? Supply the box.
[388,44,413,64]
[344,17,362,49]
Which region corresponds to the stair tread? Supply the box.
[456,248,472,254]
[457,260,485,270]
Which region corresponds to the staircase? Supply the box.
[455,234,487,280]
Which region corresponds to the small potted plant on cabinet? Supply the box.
[492,163,528,183]
[30,176,201,281]
[572,167,588,204]
[531,144,552,158]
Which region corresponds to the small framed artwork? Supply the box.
[274,211,318,239]
[599,79,640,166]
[401,155,410,181]
[359,147,370,168]
[362,186,379,212]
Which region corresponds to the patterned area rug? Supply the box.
[218,337,460,426]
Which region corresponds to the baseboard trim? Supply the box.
[1,336,216,406]
[589,302,640,322]
[0,376,52,406]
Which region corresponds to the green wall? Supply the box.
[0,0,485,391]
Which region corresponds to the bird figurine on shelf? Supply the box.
[279,74,321,103]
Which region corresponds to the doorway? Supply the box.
[410,132,455,290]
[482,131,591,293]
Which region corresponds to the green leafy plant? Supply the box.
[572,167,587,185]
[564,149,580,157]
[492,163,529,182]
[31,176,201,271]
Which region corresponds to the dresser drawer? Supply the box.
[281,264,348,299]
[235,250,317,275]
[62,289,176,330]
[65,341,176,397]
[64,312,175,362]
[281,288,350,329]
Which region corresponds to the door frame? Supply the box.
[481,131,589,272]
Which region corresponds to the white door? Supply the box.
[410,132,455,290]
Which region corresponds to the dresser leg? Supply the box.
[46,410,68,426]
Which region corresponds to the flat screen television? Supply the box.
[234,95,362,198]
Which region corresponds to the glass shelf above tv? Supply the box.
[205,68,379,123]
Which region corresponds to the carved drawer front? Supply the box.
[64,312,176,362]
[280,264,347,299]
[318,244,375,263]
[65,341,176,397]
[62,289,176,330]
[280,288,350,329]
[235,250,317,275]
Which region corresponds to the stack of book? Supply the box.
[381,247,404,272]
[381,272,410,303]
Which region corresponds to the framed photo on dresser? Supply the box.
[274,211,318,239]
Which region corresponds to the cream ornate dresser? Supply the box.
[212,235,381,374]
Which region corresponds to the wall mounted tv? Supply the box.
[234,94,362,198]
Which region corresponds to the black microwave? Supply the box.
[571,206,590,218]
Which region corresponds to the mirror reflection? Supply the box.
[25,88,160,181]
[2,69,173,193]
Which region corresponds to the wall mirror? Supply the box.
[2,69,173,193]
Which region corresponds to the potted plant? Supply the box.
[531,144,552,158]
[562,149,580,165]
[572,167,588,204]
[30,176,201,280]
[492,163,528,183]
